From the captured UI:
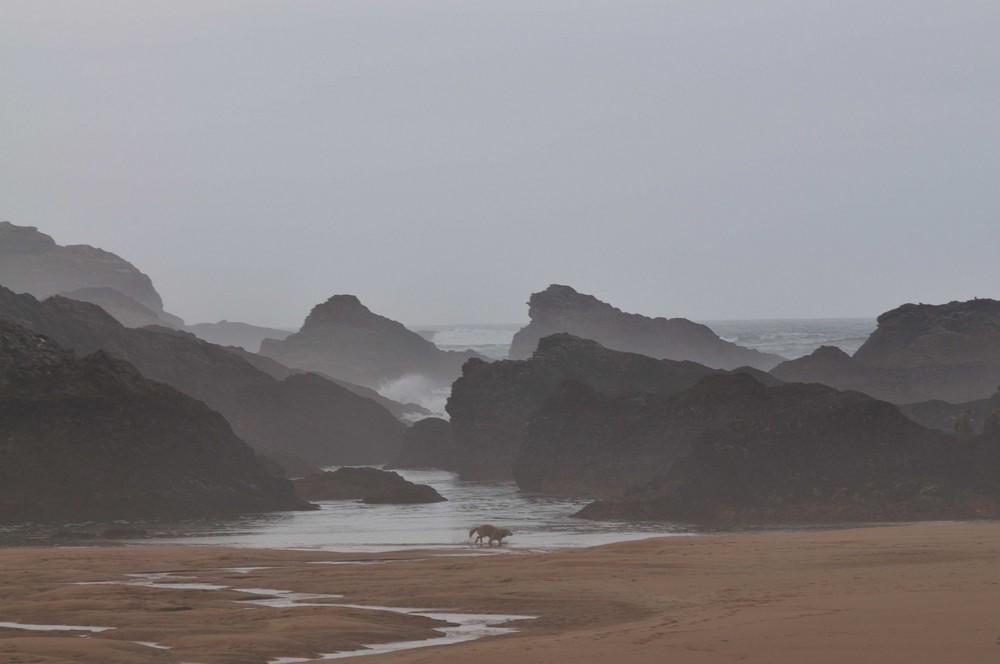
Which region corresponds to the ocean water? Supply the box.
[413,318,876,362]
[702,318,876,360]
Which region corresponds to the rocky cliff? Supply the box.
[0,221,167,315]
[447,333,739,480]
[260,294,482,389]
[575,380,1000,525]
[0,319,310,523]
[508,285,783,370]
[771,299,1000,403]
[0,286,405,466]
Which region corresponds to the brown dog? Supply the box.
[468,524,513,545]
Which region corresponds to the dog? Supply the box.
[468,524,513,545]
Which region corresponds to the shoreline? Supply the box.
[2,522,999,662]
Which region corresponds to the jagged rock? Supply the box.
[61,287,184,328]
[184,320,292,353]
[0,286,405,467]
[0,319,311,523]
[386,418,460,471]
[508,285,783,370]
[448,333,759,480]
[259,294,483,389]
[772,300,1000,403]
[0,221,166,314]
[293,467,446,504]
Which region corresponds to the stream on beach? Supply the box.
[0,468,690,551]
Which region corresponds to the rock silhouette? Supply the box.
[0,286,405,467]
[772,299,1000,403]
[508,285,783,370]
[261,294,482,389]
[448,333,757,480]
[0,319,310,523]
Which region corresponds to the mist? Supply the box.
[3,1,999,327]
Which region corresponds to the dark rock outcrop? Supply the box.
[184,320,292,353]
[508,285,783,370]
[293,467,446,504]
[259,294,482,389]
[0,286,405,467]
[0,221,167,315]
[772,300,1000,403]
[518,372,857,497]
[575,388,1000,525]
[448,333,755,480]
[899,390,1000,435]
[0,319,310,523]
[386,418,460,471]
[61,287,184,329]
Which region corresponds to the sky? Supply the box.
[2,1,999,327]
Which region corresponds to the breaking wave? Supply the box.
[377,374,451,420]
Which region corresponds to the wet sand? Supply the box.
[1,523,999,663]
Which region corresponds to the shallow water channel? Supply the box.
[0,468,690,551]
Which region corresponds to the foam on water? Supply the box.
[376,374,451,419]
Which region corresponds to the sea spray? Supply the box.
[377,374,451,420]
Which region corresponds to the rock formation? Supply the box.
[386,418,460,471]
[0,286,406,467]
[184,320,292,352]
[508,285,783,370]
[899,389,1000,435]
[61,287,184,329]
[448,333,754,480]
[293,467,446,504]
[0,319,310,523]
[771,299,1000,403]
[221,344,431,422]
[0,221,170,318]
[518,372,836,496]
[259,294,482,389]
[574,379,1000,525]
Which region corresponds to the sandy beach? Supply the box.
[1,523,999,663]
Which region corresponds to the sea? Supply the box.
[1,319,875,552]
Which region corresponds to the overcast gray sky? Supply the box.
[3,1,998,327]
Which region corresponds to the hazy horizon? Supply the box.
[4,2,998,327]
